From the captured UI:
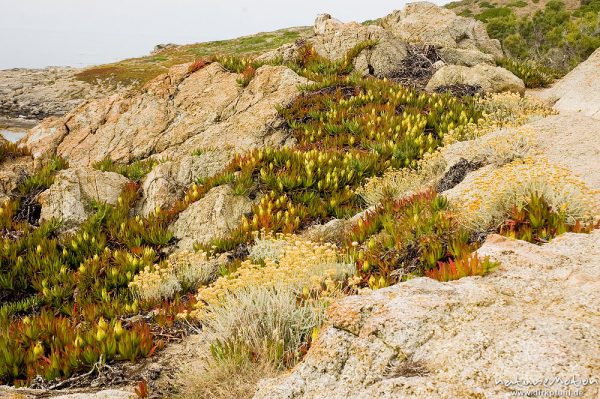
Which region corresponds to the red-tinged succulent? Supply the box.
[425,254,498,282]
[499,191,597,244]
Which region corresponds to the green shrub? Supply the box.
[498,58,553,88]
[19,157,68,196]
[93,158,159,181]
[485,0,600,75]
[476,7,514,22]
[347,191,478,287]
[0,180,179,385]
[509,0,528,7]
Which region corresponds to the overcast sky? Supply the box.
[0,0,447,69]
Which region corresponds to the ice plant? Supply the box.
[425,254,498,282]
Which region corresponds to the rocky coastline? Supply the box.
[0,2,599,398]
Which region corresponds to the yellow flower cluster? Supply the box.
[446,126,538,167]
[129,250,215,303]
[448,156,600,230]
[356,151,447,207]
[129,262,181,303]
[189,236,354,319]
[444,92,555,144]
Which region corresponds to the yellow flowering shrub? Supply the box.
[444,93,555,144]
[448,157,600,230]
[190,236,354,319]
[129,250,216,303]
[356,151,447,207]
[129,262,181,303]
[446,126,538,167]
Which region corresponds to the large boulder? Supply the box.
[254,231,600,399]
[381,1,503,60]
[309,15,408,77]
[536,47,600,119]
[259,14,408,78]
[438,47,495,67]
[20,63,307,166]
[260,3,505,79]
[426,63,525,95]
[170,185,254,250]
[39,167,130,229]
[138,150,233,216]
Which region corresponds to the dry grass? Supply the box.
[202,285,326,367]
[443,92,555,145]
[179,284,325,399]
[75,27,310,88]
[180,353,277,399]
[128,250,217,303]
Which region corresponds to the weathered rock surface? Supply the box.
[381,2,503,60]
[259,15,408,78]
[39,167,130,229]
[438,47,495,67]
[138,151,233,216]
[0,67,115,124]
[0,156,33,203]
[426,63,525,94]
[536,47,600,119]
[21,63,307,166]
[260,2,506,79]
[0,387,133,399]
[170,185,254,250]
[301,218,350,244]
[254,231,600,399]
[309,15,408,78]
[526,114,600,189]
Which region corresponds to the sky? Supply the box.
[0,0,447,70]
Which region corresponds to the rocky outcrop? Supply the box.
[138,151,233,216]
[254,231,600,399]
[437,47,495,67]
[39,167,130,229]
[0,67,115,124]
[261,2,506,79]
[170,185,254,250]
[426,63,525,95]
[536,47,600,119]
[381,2,503,60]
[259,15,408,78]
[309,15,408,78]
[21,63,307,166]
[526,114,600,189]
